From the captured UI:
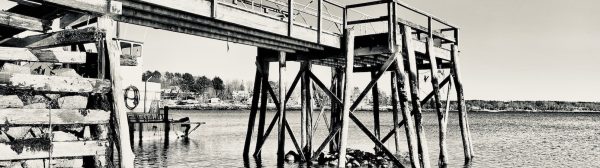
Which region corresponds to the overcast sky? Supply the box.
[115,0,600,102]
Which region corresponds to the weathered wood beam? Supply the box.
[22,0,108,14]
[117,1,324,50]
[254,58,269,156]
[451,44,474,160]
[0,140,107,161]
[337,28,354,167]
[0,72,111,93]
[0,11,50,32]
[0,109,109,125]
[118,9,309,52]
[349,113,404,167]
[97,16,134,168]
[243,69,262,156]
[116,16,295,53]
[426,37,448,166]
[0,47,87,63]
[2,27,104,49]
[59,12,93,29]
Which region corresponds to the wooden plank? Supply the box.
[0,72,110,93]
[24,0,108,14]
[0,47,87,63]
[0,11,50,32]
[254,58,269,156]
[0,140,107,161]
[1,27,104,49]
[97,16,134,168]
[243,69,262,156]
[0,109,109,125]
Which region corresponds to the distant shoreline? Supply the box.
[162,105,600,113]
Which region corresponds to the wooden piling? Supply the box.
[301,61,313,160]
[243,68,263,156]
[451,44,474,160]
[164,106,170,141]
[301,63,307,154]
[390,72,402,154]
[426,37,448,166]
[138,122,143,143]
[371,70,381,153]
[392,62,421,168]
[402,25,431,168]
[97,16,135,168]
[255,59,270,157]
[338,28,354,167]
[277,51,287,165]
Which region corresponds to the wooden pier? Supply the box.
[0,0,473,167]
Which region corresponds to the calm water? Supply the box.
[132,110,600,167]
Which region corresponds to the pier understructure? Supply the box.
[0,0,472,167]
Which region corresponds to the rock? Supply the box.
[351,160,361,167]
[57,95,88,109]
[51,68,81,78]
[1,63,31,74]
[31,95,50,104]
[0,95,24,108]
[53,131,79,141]
[285,151,299,162]
[45,94,61,100]
[23,103,48,109]
[0,132,10,143]
[327,159,338,166]
[5,127,32,140]
[23,160,44,168]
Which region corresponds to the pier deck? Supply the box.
[0,0,472,167]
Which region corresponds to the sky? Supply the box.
[3,0,597,101]
[115,0,600,102]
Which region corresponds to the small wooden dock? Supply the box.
[126,107,205,144]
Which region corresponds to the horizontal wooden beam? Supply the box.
[119,8,309,52]
[0,72,111,93]
[115,16,296,53]
[0,109,109,125]
[0,47,87,63]
[0,140,107,161]
[23,0,108,14]
[1,27,104,49]
[118,0,324,50]
[0,11,50,32]
[346,0,388,9]
[347,16,388,25]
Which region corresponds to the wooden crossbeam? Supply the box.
[1,27,104,49]
[309,123,341,161]
[0,11,50,32]
[306,71,342,104]
[0,140,107,161]
[284,119,306,161]
[0,47,87,63]
[349,113,404,167]
[0,72,111,93]
[0,109,109,125]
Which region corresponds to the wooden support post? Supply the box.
[338,28,354,167]
[451,44,474,161]
[305,62,313,160]
[371,70,381,153]
[277,51,287,165]
[97,16,134,168]
[164,106,170,141]
[392,62,420,168]
[426,37,448,166]
[390,72,402,155]
[317,0,323,44]
[255,59,270,157]
[287,0,294,36]
[402,25,431,168]
[300,62,307,156]
[329,68,340,153]
[243,68,262,156]
[138,122,143,143]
